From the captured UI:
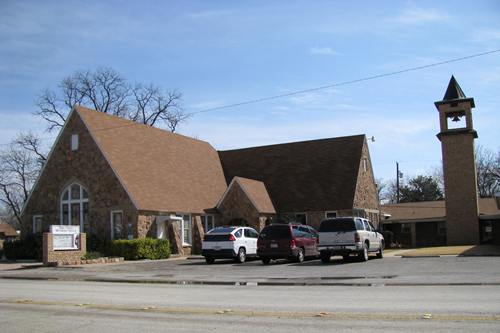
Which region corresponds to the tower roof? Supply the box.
[435,75,475,108]
[443,75,466,101]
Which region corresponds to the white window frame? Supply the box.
[110,210,124,240]
[175,213,192,246]
[60,183,89,232]
[32,215,43,233]
[325,211,337,219]
[201,214,215,232]
[71,134,79,151]
[295,212,307,225]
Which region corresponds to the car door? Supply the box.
[361,219,373,250]
[244,228,258,255]
[368,221,380,249]
[299,226,315,256]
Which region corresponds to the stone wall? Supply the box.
[21,111,137,240]
[218,182,262,230]
[43,233,86,266]
[352,140,380,223]
[167,221,184,255]
[137,214,156,238]
[440,132,480,245]
[191,216,204,254]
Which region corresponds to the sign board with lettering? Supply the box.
[50,225,80,250]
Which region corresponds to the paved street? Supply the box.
[1,256,500,285]
[1,279,500,332]
[1,256,500,331]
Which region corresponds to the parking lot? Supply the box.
[2,255,500,286]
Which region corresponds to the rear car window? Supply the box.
[319,218,359,232]
[259,225,291,239]
[204,234,232,241]
[208,227,236,234]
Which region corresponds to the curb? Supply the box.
[2,275,500,287]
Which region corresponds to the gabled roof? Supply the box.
[217,177,276,214]
[0,222,18,237]
[218,135,365,212]
[382,198,500,222]
[76,106,227,213]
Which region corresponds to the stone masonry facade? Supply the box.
[22,112,137,240]
[217,182,272,231]
[353,140,381,227]
[440,132,479,245]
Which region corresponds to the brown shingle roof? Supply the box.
[0,222,18,237]
[218,135,365,212]
[382,198,500,222]
[76,106,227,213]
[225,177,276,214]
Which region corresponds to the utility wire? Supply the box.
[1,49,498,146]
[188,49,500,116]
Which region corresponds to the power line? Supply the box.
[188,49,500,116]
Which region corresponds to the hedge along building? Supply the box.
[21,106,380,254]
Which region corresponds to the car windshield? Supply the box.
[207,227,236,234]
[319,218,359,232]
[259,225,291,239]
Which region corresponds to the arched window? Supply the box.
[60,183,89,232]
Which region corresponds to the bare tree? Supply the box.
[375,178,386,202]
[0,133,45,225]
[130,84,188,132]
[476,145,500,197]
[14,132,47,166]
[36,67,188,132]
[380,179,399,204]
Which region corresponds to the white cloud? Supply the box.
[309,47,339,56]
[395,7,449,25]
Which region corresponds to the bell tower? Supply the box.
[435,76,479,245]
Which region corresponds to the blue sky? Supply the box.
[1,0,499,181]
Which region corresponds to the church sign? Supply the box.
[50,225,80,250]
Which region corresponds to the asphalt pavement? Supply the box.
[1,279,499,332]
[1,255,500,286]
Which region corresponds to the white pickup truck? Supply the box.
[317,217,384,263]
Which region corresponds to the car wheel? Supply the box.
[205,257,214,264]
[295,248,305,263]
[376,242,384,259]
[320,251,331,263]
[358,243,369,262]
[236,247,246,263]
[262,257,271,265]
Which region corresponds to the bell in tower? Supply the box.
[435,76,479,245]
